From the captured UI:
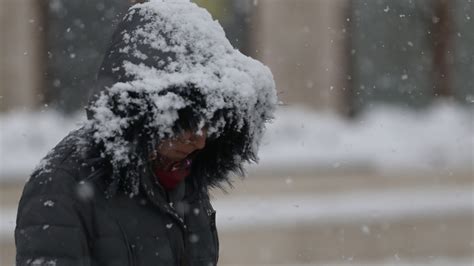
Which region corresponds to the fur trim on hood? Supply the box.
[85,0,277,195]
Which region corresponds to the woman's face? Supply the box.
[156,128,208,162]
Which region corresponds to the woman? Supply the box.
[15,0,277,265]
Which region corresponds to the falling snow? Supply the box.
[43,200,55,207]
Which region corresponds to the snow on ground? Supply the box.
[0,102,472,180]
[213,186,473,231]
[257,101,473,174]
[2,186,472,265]
[1,186,472,237]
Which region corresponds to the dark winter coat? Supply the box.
[16,129,218,266]
[16,1,276,265]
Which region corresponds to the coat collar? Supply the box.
[140,163,188,231]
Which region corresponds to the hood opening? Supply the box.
[84,0,277,196]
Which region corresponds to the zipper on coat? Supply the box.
[209,209,219,264]
[103,203,136,266]
[115,220,136,266]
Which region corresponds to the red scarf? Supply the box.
[154,159,192,191]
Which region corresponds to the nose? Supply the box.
[192,133,206,150]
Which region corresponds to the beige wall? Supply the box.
[0,0,351,112]
[252,0,350,112]
[0,0,43,111]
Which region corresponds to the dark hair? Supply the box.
[88,83,254,197]
[151,85,254,191]
[154,85,251,189]
[166,85,208,135]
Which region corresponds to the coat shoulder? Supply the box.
[22,128,101,204]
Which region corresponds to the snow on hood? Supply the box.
[85,0,277,191]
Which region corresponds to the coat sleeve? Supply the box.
[15,168,92,266]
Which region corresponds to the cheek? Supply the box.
[157,141,188,154]
[157,141,173,152]
[175,143,194,152]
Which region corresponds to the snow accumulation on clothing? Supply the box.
[0,102,472,180]
[87,0,277,170]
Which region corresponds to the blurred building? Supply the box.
[0,0,43,111]
[252,0,351,113]
[349,0,473,113]
[1,0,472,114]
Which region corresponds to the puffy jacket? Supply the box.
[16,129,219,265]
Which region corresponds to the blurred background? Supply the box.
[0,0,473,265]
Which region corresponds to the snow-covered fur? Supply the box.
[85,0,277,195]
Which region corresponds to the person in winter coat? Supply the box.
[15,0,277,265]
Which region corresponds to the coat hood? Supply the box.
[85,0,277,194]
